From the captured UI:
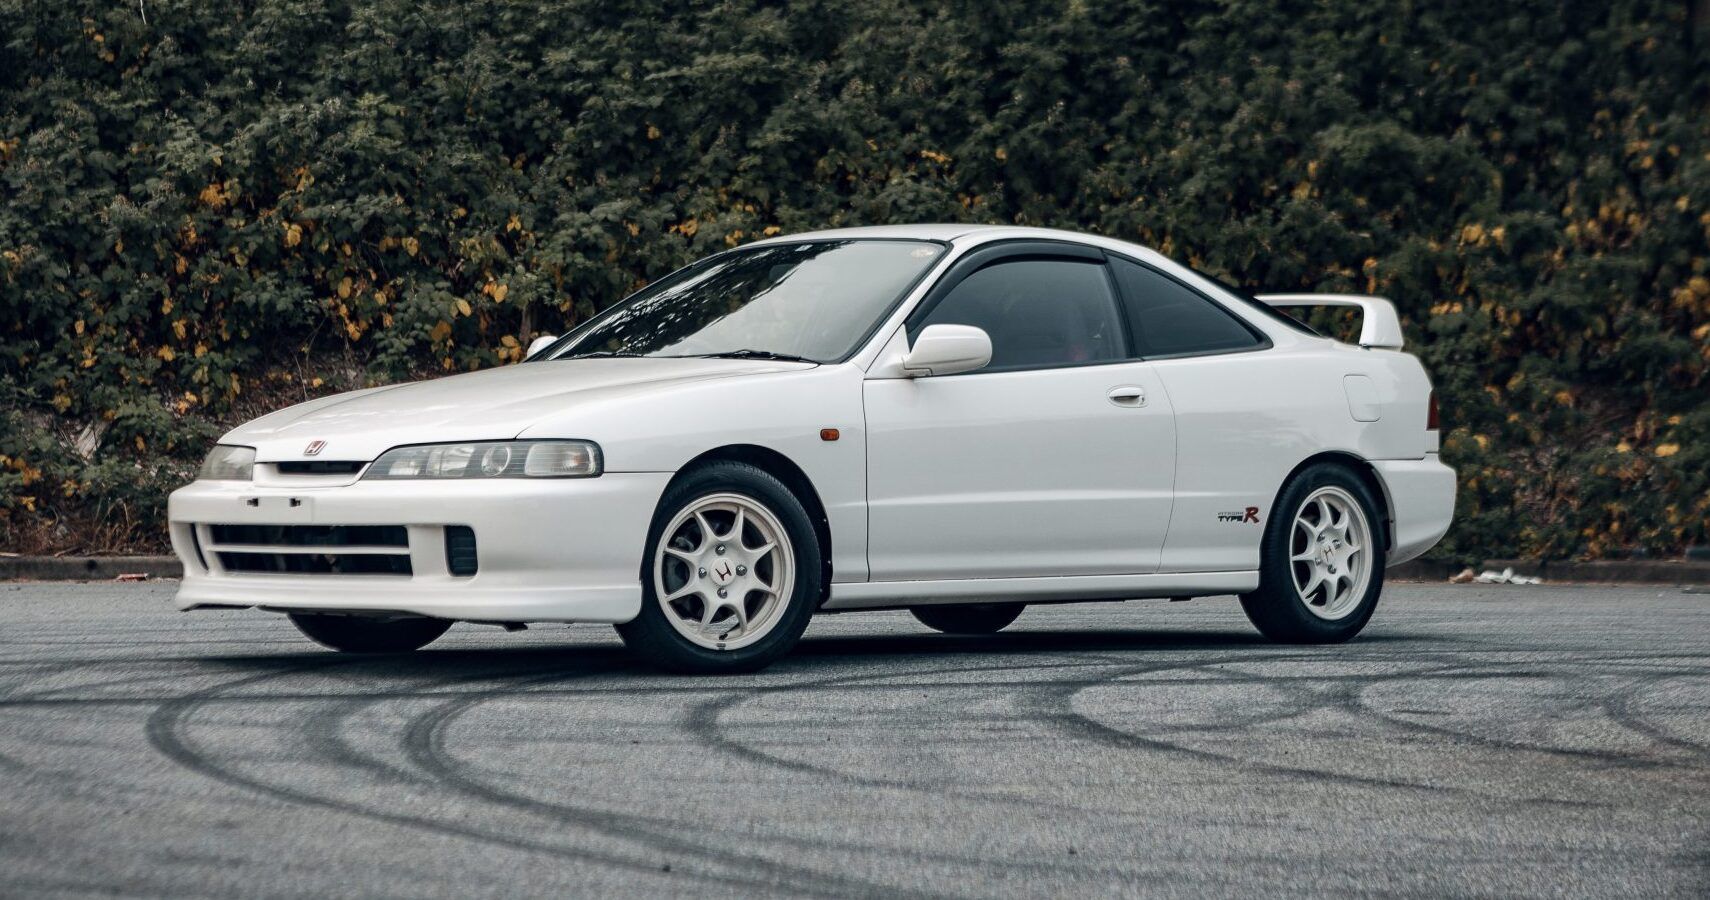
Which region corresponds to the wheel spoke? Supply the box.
[664,546,698,564]
[1298,566,1325,602]
[727,507,745,544]
[692,511,717,551]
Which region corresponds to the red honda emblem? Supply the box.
[304,440,326,456]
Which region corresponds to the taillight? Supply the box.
[1427,390,1440,431]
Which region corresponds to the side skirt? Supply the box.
[823,571,1260,611]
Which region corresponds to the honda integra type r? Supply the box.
[168,225,1455,672]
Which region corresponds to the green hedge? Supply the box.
[2,0,1706,559]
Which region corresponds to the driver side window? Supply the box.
[913,259,1124,371]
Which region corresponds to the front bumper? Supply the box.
[1372,454,1456,566]
[167,473,672,622]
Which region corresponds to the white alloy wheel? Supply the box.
[1288,485,1374,621]
[652,492,795,651]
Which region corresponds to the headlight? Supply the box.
[363,440,602,480]
[199,445,256,481]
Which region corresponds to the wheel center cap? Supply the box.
[708,558,737,586]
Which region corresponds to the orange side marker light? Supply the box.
[819,428,840,442]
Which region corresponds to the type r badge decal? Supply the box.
[1217,507,1261,524]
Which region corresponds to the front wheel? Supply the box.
[910,603,1026,634]
[288,612,452,653]
[1239,463,1387,643]
[616,462,822,674]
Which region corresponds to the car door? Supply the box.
[863,242,1177,582]
[1105,255,1287,573]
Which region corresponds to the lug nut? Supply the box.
[717,588,728,599]
[736,565,747,576]
[698,567,707,578]
[716,545,726,555]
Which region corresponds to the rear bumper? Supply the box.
[1372,454,1456,565]
[167,473,671,622]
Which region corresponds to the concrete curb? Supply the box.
[0,556,183,581]
[1480,558,1710,587]
[2,554,1705,586]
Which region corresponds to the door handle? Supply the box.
[1108,386,1146,407]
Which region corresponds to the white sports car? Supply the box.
[169,225,1454,672]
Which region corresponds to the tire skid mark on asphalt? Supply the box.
[1060,648,1710,801]
[679,651,1345,815]
[1339,665,1710,771]
[1038,653,1616,805]
[1598,671,1710,761]
[397,666,963,900]
[143,660,809,896]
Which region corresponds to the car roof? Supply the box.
[743,223,1092,246]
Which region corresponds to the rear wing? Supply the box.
[1254,294,1405,350]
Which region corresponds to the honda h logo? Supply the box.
[304,440,326,456]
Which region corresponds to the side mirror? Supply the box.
[526,334,558,358]
[901,324,992,377]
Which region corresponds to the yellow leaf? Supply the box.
[337,277,352,299]
[491,283,508,303]
[455,298,472,317]
[161,296,173,314]
[403,236,420,257]
[646,124,661,140]
[500,335,519,348]
[172,320,186,340]
[507,213,522,233]
[156,346,175,362]
[1656,443,1680,458]
[74,319,85,335]
[429,320,452,342]
[283,223,302,248]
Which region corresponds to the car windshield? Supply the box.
[536,239,946,363]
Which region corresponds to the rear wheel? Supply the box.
[910,603,1026,634]
[616,462,822,674]
[1240,463,1386,643]
[288,612,452,653]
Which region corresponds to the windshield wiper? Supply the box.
[692,349,817,363]
[560,350,647,359]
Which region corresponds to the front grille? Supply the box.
[203,522,412,577]
[276,460,367,475]
[209,524,407,547]
[216,551,412,576]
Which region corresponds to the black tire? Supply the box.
[910,603,1026,634]
[288,612,452,653]
[615,461,823,674]
[1239,462,1387,644]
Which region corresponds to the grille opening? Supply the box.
[216,552,412,576]
[276,460,366,475]
[209,524,408,547]
[445,526,478,577]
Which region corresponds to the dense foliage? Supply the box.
[2,0,1706,559]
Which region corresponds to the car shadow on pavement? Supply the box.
[188,627,1423,682]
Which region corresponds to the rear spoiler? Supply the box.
[1254,293,1405,350]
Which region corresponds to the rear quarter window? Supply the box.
[1110,258,1264,357]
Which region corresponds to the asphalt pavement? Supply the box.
[1,582,1706,898]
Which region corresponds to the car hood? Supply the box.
[227,357,808,462]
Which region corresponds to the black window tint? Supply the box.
[1111,258,1263,356]
[914,259,1124,370]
